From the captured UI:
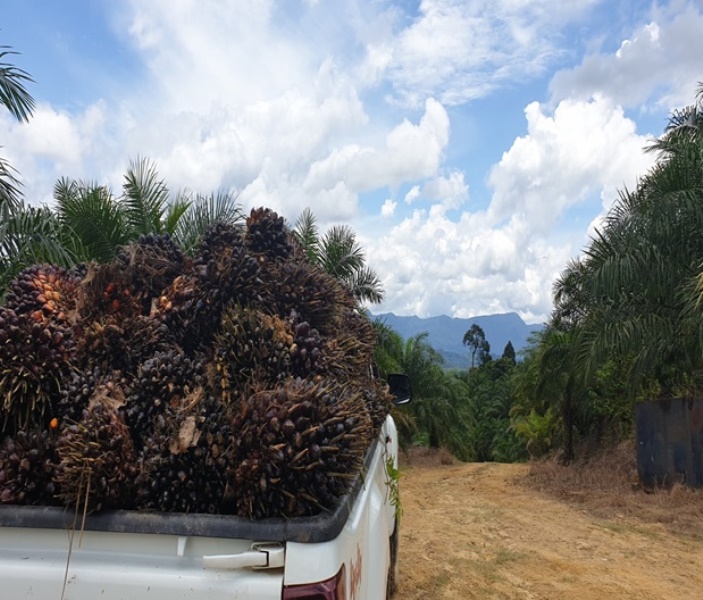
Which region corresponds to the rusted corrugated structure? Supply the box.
[636,397,703,487]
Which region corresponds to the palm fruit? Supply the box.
[4,264,81,322]
[225,377,373,519]
[114,233,187,314]
[0,429,59,505]
[195,221,245,265]
[356,376,394,431]
[245,207,292,261]
[123,349,205,447]
[212,306,293,402]
[57,367,131,425]
[0,305,74,432]
[75,315,175,374]
[158,241,260,354]
[322,307,376,381]
[76,262,142,321]
[261,260,355,333]
[288,313,325,378]
[54,403,138,512]
[136,390,231,514]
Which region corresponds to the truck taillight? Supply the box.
[282,564,346,600]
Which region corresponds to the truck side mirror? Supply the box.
[387,373,411,405]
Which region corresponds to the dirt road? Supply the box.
[395,458,703,599]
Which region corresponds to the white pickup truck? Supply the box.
[0,376,410,600]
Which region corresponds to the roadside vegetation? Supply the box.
[383,82,703,468]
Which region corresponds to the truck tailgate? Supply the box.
[0,526,283,599]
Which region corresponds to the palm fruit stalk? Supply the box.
[54,403,138,512]
[225,377,373,519]
[136,390,232,514]
[0,429,59,505]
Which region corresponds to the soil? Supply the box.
[395,450,703,600]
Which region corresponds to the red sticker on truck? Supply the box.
[349,544,363,600]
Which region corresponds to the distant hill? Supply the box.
[372,312,544,369]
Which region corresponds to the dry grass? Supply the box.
[523,439,703,539]
[399,445,457,468]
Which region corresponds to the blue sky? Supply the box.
[2,0,702,323]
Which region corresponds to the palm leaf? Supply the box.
[0,46,35,123]
[54,177,128,263]
[121,156,169,236]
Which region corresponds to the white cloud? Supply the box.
[385,0,600,106]
[303,98,450,194]
[369,206,571,321]
[487,95,654,235]
[549,3,703,109]
[381,199,397,217]
[404,185,421,204]
[423,170,469,210]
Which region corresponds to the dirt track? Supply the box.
[395,459,703,599]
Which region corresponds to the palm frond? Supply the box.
[54,177,128,263]
[173,190,244,255]
[121,156,169,236]
[0,152,22,211]
[0,46,35,123]
[293,207,320,265]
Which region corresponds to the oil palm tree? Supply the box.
[0,43,35,211]
[549,83,703,396]
[52,157,243,263]
[293,208,384,305]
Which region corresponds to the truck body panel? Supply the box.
[0,416,400,599]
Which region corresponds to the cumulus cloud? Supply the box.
[487,95,654,235]
[423,170,469,210]
[549,3,703,109]
[368,206,571,321]
[381,199,397,217]
[383,0,600,107]
[303,98,450,194]
[404,185,421,204]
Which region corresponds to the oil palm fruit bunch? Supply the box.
[288,314,324,378]
[322,308,376,381]
[226,377,373,519]
[114,233,187,315]
[76,314,175,375]
[157,242,260,355]
[356,376,394,431]
[4,264,81,322]
[245,207,292,261]
[76,263,142,321]
[57,367,131,426]
[0,305,74,433]
[212,306,293,401]
[195,221,245,265]
[0,429,59,505]
[262,260,354,333]
[123,349,205,446]
[54,403,138,512]
[136,391,231,514]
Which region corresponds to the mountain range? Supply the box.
[372,312,544,369]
